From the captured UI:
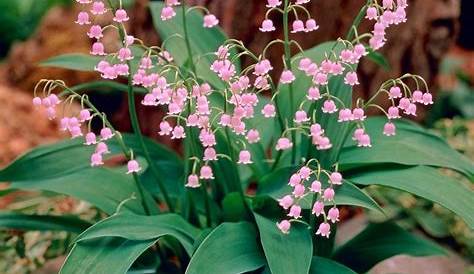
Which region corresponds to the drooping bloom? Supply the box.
[185,174,200,188]
[316,222,331,238]
[277,220,291,234]
[203,14,219,28]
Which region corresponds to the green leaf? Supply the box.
[0,212,90,233]
[74,213,199,255]
[39,46,146,73]
[185,222,266,274]
[408,208,450,238]
[309,257,356,274]
[0,134,180,214]
[347,165,474,229]
[254,213,312,274]
[332,222,445,273]
[61,213,199,274]
[340,117,474,177]
[60,238,155,274]
[150,2,235,89]
[258,167,384,213]
[366,50,390,70]
[39,54,101,71]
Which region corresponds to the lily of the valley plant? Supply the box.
[1,0,473,273]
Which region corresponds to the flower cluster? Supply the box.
[33,0,434,237]
[277,165,342,238]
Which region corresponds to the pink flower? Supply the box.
[118,47,133,62]
[344,71,359,86]
[330,172,343,185]
[254,59,273,76]
[310,180,322,193]
[288,205,302,219]
[200,165,214,180]
[383,0,394,9]
[288,174,301,187]
[310,123,324,136]
[203,147,218,161]
[280,70,295,84]
[398,97,411,110]
[352,108,366,121]
[296,0,310,4]
[142,93,157,106]
[95,142,110,154]
[266,0,282,8]
[113,9,129,22]
[77,0,92,4]
[276,137,293,151]
[171,126,186,139]
[412,90,423,103]
[203,14,219,28]
[237,150,253,164]
[166,0,180,6]
[84,132,97,145]
[316,222,331,238]
[353,44,368,58]
[389,86,402,99]
[307,86,321,100]
[422,93,434,105]
[75,12,90,25]
[159,121,172,136]
[69,126,82,138]
[79,109,92,122]
[357,134,372,147]
[298,166,311,180]
[262,103,276,118]
[387,106,401,119]
[366,7,378,20]
[126,160,141,174]
[185,174,200,188]
[91,1,107,15]
[291,20,305,33]
[246,129,261,144]
[161,6,176,20]
[87,25,103,39]
[313,72,328,85]
[327,207,340,223]
[277,220,291,234]
[260,19,276,32]
[91,42,106,56]
[338,108,352,122]
[100,127,114,140]
[305,19,319,32]
[405,103,417,116]
[298,58,312,72]
[292,184,305,198]
[90,153,103,167]
[322,99,338,113]
[312,201,324,216]
[278,195,294,210]
[294,110,310,124]
[33,97,42,107]
[383,122,396,136]
[323,188,335,201]
[315,136,332,150]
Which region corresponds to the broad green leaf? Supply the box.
[332,222,445,273]
[408,208,450,238]
[61,238,154,274]
[150,2,235,89]
[366,50,390,70]
[74,213,199,255]
[61,213,199,274]
[254,213,312,274]
[0,134,182,214]
[347,165,474,229]
[340,117,474,177]
[40,46,146,73]
[309,257,356,274]
[185,222,266,274]
[258,167,384,213]
[0,212,90,233]
[9,168,156,215]
[39,53,101,71]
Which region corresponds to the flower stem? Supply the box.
[107,0,175,212]
[283,0,297,165]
